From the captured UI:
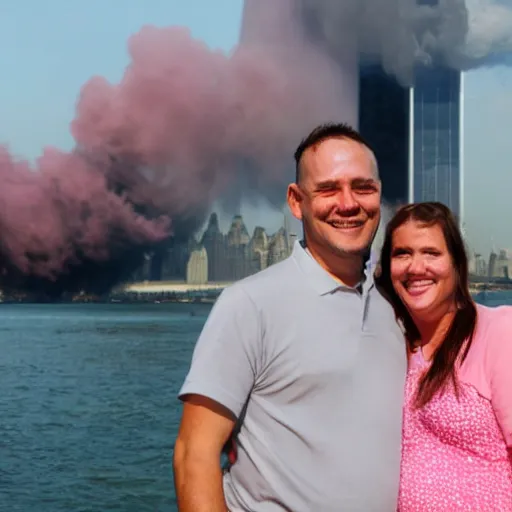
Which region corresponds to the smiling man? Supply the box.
[287,124,381,287]
[173,123,407,512]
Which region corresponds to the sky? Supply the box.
[0,0,244,160]
[463,64,512,255]
[0,0,510,256]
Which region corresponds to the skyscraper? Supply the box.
[359,64,410,206]
[240,0,464,224]
[186,247,208,284]
[359,62,463,220]
[409,66,464,223]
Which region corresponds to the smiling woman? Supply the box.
[390,220,458,345]
[378,202,477,404]
[376,201,512,512]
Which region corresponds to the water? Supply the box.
[1,292,510,511]
[0,302,211,512]
[472,289,512,307]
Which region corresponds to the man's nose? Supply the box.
[336,188,359,212]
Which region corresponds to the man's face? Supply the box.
[287,137,381,260]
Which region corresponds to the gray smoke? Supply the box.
[299,0,512,84]
[459,0,512,66]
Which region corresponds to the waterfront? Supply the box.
[1,302,210,512]
[1,292,511,511]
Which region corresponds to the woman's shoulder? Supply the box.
[473,303,512,356]
[474,305,512,447]
[476,303,512,330]
[459,304,512,398]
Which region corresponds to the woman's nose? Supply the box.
[407,256,426,274]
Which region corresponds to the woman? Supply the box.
[377,202,512,511]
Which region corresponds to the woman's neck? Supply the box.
[413,309,456,360]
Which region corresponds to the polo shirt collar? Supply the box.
[291,240,375,296]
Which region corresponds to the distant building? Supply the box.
[249,226,269,272]
[201,213,229,281]
[490,249,512,279]
[267,227,289,266]
[359,64,409,206]
[409,66,463,222]
[186,247,208,285]
[203,213,293,282]
[132,253,152,282]
[239,0,466,231]
[161,238,195,280]
[359,0,464,222]
[227,215,251,246]
[476,258,487,277]
[226,215,252,280]
[488,251,497,278]
[131,211,295,284]
[359,63,463,221]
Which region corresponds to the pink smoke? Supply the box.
[0,4,356,283]
[0,146,168,280]
[72,22,353,200]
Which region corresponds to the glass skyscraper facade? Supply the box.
[358,63,463,224]
[359,64,410,206]
[359,0,464,224]
[240,0,464,224]
[409,66,463,222]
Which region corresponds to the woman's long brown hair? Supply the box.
[376,202,477,408]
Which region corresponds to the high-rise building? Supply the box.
[359,0,464,221]
[359,64,410,206]
[226,215,252,280]
[249,226,269,272]
[267,228,289,266]
[186,247,208,284]
[240,0,465,224]
[359,63,463,221]
[201,213,228,281]
[409,66,464,222]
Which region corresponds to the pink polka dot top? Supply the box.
[398,304,512,512]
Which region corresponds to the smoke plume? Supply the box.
[299,0,512,84]
[0,13,350,298]
[0,0,510,298]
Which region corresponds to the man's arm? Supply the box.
[173,395,235,511]
[173,285,263,510]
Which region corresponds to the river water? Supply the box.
[1,292,510,511]
[1,302,210,512]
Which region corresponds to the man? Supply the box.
[173,123,407,511]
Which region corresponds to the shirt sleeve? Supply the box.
[488,306,512,448]
[178,284,263,420]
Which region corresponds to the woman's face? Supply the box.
[390,220,457,321]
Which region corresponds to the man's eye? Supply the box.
[353,185,377,194]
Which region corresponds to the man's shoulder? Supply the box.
[220,256,298,306]
[368,283,403,325]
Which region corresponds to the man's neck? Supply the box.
[305,244,364,288]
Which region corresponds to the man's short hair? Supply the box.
[294,122,377,184]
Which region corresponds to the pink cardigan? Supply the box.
[459,304,512,448]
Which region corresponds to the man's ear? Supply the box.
[287,183,303,221]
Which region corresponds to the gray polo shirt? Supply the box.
[179,240,406,511]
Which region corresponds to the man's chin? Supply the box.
[329,234,373,255]
[331,243,370,258]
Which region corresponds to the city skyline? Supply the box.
[132,210,295,285]
[0,0,511,259]
[132,207,511,286]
